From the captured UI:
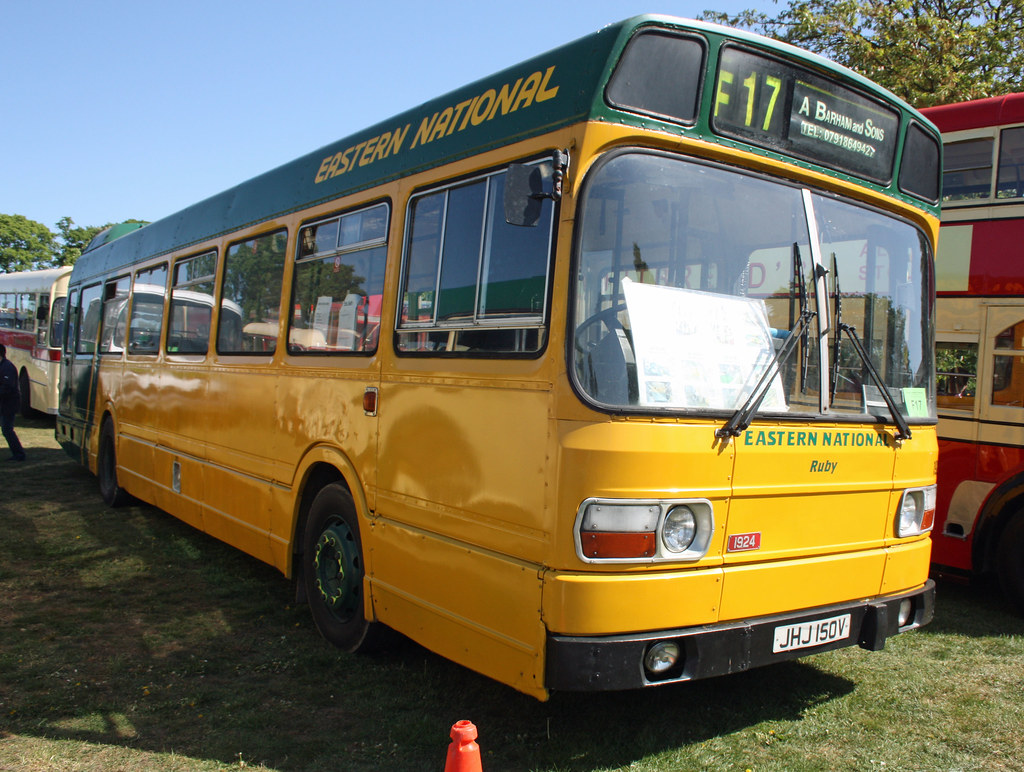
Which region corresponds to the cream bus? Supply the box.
[0,266,71,415]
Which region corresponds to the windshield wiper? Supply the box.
[716,308,815,440]
[828,251,910,439]
[829,254,841,405]
[834,322,912,441]
[794,243,811,393]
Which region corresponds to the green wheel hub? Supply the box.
[313,520,361,622]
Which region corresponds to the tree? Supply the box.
[0,214,56,273]
[701,0,1024,107]
[55,216,108,267]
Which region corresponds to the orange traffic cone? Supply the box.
[444,720,483,772]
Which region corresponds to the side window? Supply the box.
[1,292,35,331]
[992,321,1024,407]
[77,283,104,355]
[0,292,11,329]
[218,230,287,354]
[129,264,168,354]
[291,204,388,353]
[936,341,977,411]
[48,296,66,350]
[397,165,554,354]
[100,277,131,354]
[63,288,79,354]
[20,293,37,332]
[168,251,216,355]
[996,126,1024,200]
[943,137,993,202]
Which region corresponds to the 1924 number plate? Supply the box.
[773,613,851,653]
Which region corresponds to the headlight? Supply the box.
[575,498,713,562]
[896,486,937,537]
[662,506,697,552]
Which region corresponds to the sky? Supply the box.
[2,0,771,233]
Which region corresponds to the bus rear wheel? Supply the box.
[302,483,380,652]
[98,420,130,507]
[997,513,1024,615]
[19,370,35,418]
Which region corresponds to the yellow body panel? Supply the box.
[542,568,724,635]
[719,550,887,619]
[369,518,547,698]
[882,538,933,594]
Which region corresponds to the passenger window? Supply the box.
[0,292,11,329]
[129,264,168,354]
[397,165,554,354]
[943,137,993,202]
[936,341,977,411]
[20,293,37,332]
[168,251,216,355]
[291,203,388,353]
[0,292,36,331]
[100,277,130,354]
[996,127,1024,199]
[48,296,66,350]
[77,284,103,355]
[992,321,1024,407]
[218,230,287,354]
[63,288,79,354]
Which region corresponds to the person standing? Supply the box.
[0,343,27,462]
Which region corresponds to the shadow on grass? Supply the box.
[3,427,856,771]
[926,577,1024,637]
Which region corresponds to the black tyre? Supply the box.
[19,369,35,418]
[997,513,1024,615]
[97,420,130,507]
[302,483,379,652]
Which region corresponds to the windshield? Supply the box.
[572,152,934,423]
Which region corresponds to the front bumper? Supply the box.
[545,580,935,691]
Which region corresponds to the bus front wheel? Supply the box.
[302,483,380,652]
[997,513,1024,615]
[98,420,130,507]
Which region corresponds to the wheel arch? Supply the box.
[287,445,370,583]
[92,406,118,473]
[973,471,1024,575]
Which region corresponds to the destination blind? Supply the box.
[712,46,900,184]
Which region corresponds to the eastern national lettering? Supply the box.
[314,66,559,185]
[742,429,893,448]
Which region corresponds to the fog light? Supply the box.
[644,641,681,675]
[897,598,914,627]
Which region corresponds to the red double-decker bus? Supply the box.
[923,93,1024,612]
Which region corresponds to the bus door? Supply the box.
[59,283,104,461]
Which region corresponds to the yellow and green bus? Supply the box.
[57,15,942,700]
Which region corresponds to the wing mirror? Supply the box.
[504,150,568,226]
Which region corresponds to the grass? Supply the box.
[2,414,1023,771]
